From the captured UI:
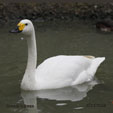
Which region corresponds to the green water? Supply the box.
[0,20,113,113]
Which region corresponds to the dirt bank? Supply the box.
[0,2,113,23]
[1,0,113,4]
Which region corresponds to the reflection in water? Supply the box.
[21,79,98,113]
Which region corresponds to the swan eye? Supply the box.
[25,23,28,26]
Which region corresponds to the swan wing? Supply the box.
[36,55,105,89]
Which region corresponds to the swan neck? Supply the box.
[25,30,37,74]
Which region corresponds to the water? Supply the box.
[0,20,113,113]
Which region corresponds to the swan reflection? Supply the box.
[21,79,98,112]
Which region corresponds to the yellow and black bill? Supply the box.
[10,22,26,33]
[10,26,22,33]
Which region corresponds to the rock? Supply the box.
[0,2,113,23]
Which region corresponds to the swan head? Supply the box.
[10,19,34,35]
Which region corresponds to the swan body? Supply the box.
[34,56,104,90]
[10,19,105,90]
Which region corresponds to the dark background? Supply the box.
[0,0,113,4]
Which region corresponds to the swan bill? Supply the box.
[10,22,26,33]
[10,26,22,33]
[17,22,26,31]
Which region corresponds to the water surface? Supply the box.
[0,20,113,113]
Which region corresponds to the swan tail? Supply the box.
[87,57,105,76]
[72,57,105,86]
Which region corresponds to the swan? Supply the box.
[10,19,105,90]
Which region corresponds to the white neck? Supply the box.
[25,30,37,76]
[21,28,38,90]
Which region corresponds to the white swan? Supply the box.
[10,19,105,90]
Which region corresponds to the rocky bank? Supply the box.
[0,2,113,23]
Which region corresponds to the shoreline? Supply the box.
[0,0,113,4]
[0,2,113,23]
